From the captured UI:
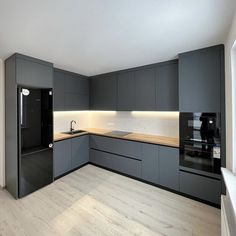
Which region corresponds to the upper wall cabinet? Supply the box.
[54,70,65,111]
[15,54,53,88]
[179,45,224,112]
[156,60,179,111]
[54,69,89,111]
[135,67,156,111]
[117,71,135,111]
[90,74,117,110]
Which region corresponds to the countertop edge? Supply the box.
[54,130,179,148]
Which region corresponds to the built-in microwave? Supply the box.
[180,113,221,175]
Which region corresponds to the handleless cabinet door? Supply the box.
[16,56,53,88]
[135,67,156,111]
[90,74,117,110]
[54,70,65,111]
[156,61,179,111]
[54,139,71,178]
[159,146,179,191]
[179,45,223,112]
[71,135,89,169]
[141,143,159,184]
[117,71,135,111]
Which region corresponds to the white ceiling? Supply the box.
[0,0,235,76]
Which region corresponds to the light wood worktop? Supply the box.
[54,128,179,148]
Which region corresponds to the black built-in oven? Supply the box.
[180,113,221,175]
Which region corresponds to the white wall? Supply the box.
[225,10,236,172]
[54,111,179,138]
[0,59,5,187]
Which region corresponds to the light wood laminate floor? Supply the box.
[0,165,220,236]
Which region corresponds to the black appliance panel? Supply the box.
[18,87,53,198]
[180,113,221,175]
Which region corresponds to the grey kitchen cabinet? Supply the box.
[54,139,71,178]
[179,171,221,205]
[112,155,141,178]
[90,149,114,169]
[90,135,142,160]
[156,60,179,111]
[117,71,135,111]
[71,135,89,169]
[135,67,156,110]
[54,70,65,111]
[141,143,159,184]
[64,93,89,111]
[54,68,89,111]
[64,73,89,95]
[16,54,53,88]
[54,135,89,178]
[90,74,117,110]
[159,146,179,191]
[179,45,224,112]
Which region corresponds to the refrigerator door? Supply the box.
[18,87,53,198]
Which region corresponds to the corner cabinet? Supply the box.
[54,135,89,178]
[90,74,117,110]
[179,45,224,112]
[54,69,89,111]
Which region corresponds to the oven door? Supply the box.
[180,140,221,174]
[180,112,221,144]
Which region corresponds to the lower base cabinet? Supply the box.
[54,135,89,178]
[54,139,71,178]
[159,146,179,191]
[179,171,221,205]
[90,149,141,178]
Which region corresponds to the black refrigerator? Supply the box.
[18,87,53,198]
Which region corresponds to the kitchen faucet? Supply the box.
[70,120,77,133]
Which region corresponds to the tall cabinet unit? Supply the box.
[178,45,225,205]
[5,54,53,198]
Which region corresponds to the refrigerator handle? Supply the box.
[20,90,23,126]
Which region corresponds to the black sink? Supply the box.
[62,130,86,135]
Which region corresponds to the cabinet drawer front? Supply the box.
[179,171,221,204]
[112,155,141,178]
[90,135,142,160]
[90,149,113,169]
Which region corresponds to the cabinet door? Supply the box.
[16,56,53,88]
[179,171,221,205]
[159,146,179,191]
[54,70,65,111]
[65,73,89,95]
[54,139,71,178]
[90,74,117,110]
[64,93,89,110]
[179,45,223,112]
[141,144,159,184]
[156,61,178,111]
[117,71,135,111]
[71,135,89,169]
[135,67,156,110]
[64,73,89,110]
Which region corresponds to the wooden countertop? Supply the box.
[54,128,179,148]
